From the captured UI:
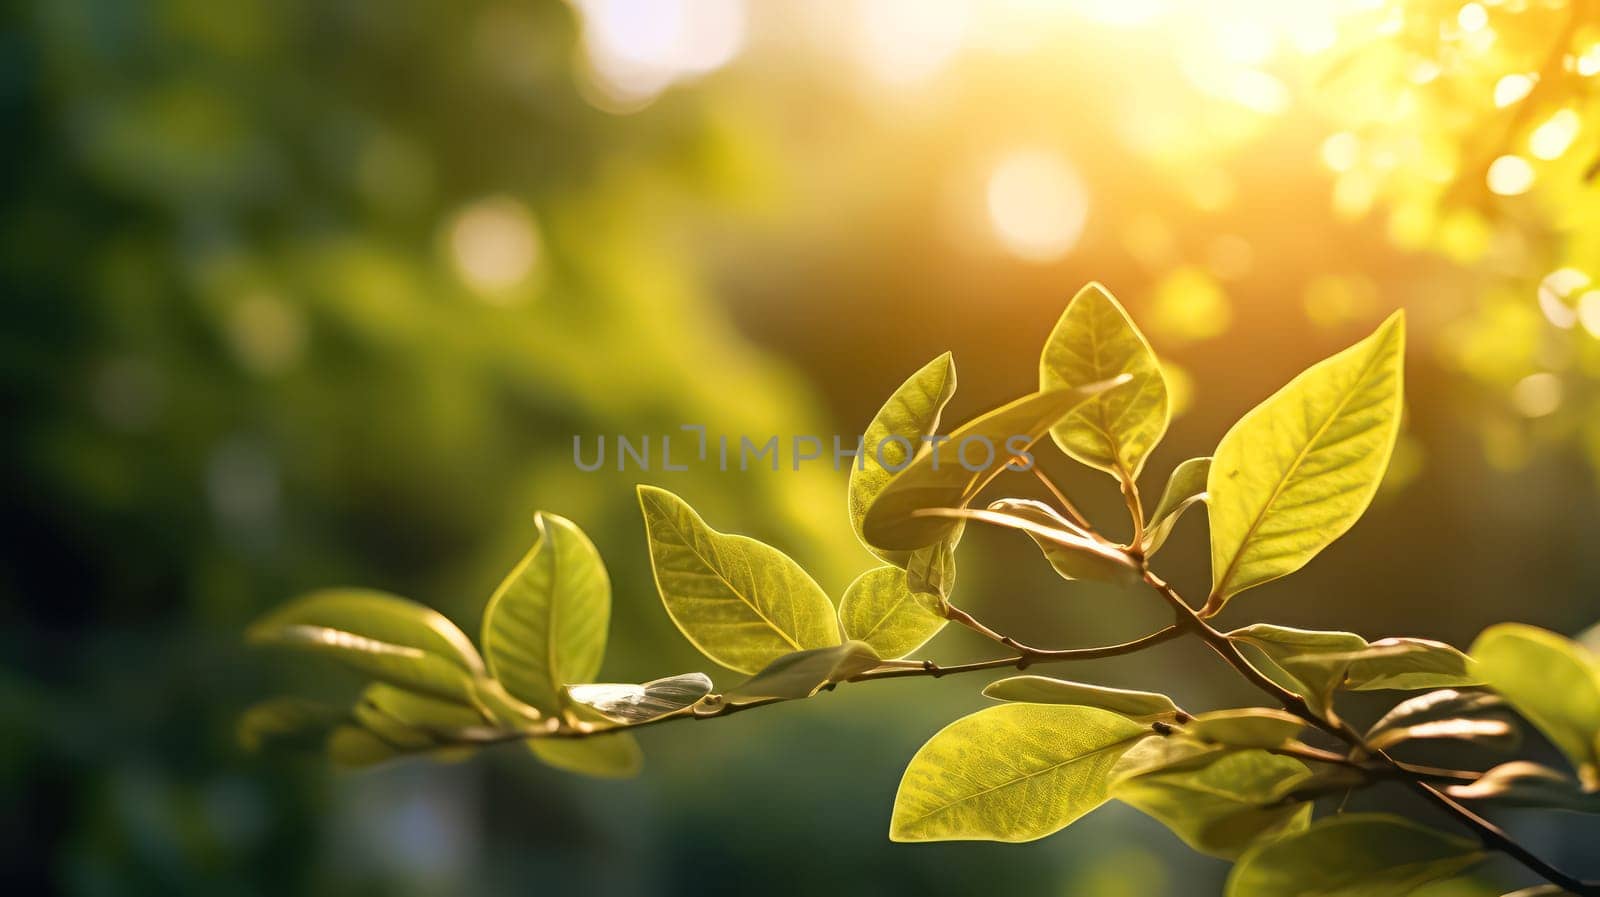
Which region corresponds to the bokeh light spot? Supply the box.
[447,196,542,299]
[1511,372,1562,418]
[985,149,1089,263]
[1486,154,1535,196]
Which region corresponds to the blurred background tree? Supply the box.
[4,1,1600,895]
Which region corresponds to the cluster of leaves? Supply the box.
[246,283,1600,895]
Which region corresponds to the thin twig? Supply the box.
[1031,466,1093,531]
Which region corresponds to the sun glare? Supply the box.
[986,150,1089,263]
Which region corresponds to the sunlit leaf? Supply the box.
[1207,312,1405,609]
[1181,708,1307,749]
[903,536,958,599]
[352,683,486,752]
[890,704,1147,842]
[1367,690,1507,741]
[248,588,486,701]
[861,379,1129,553]
[724,641,881,703]
[838,566,946,659]
[481,512,610,714]
[1228,624,1368,711]
[327,725,402,769]
[564,673,713,725]
[1226,813,1486,897]
[638,485,839,674]
[246,623,477,703]
[1115,749,1312,859]
[1143,456,1210,555]
[1040,282,1170,479]
[1446,761,1600,813]
[848,352,963,581]
[1366,717,1518,752]
[986,499,1139,583]
[916,506,1138,583]
[1111,735,1222,784]
[982,676,1183,721]
[1340,639,1482,691]
[1472,623,1600,789]
[239,698,345,753]
[530,733,643,779]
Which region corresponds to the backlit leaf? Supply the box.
[724,641,882,703]
[1366,718,1518,752]
[564,673,713,724]
[1040,282,1170,478]
[982,676,1182,721]
[838,566,946,659]
[1207,313,1405,609]
[481,512,611,714]
[639,485,839,674]
[247,623,477,703]
[986,499,1139,583]
[1143,456,1211,555]
[1472,623,1600,789]
[861,379,1129,552]
[848,352,963,580]
[1229,624,1368,711]
[352,683,486,752]
[1446,761,1600,813]
[530,733,643,779]
[239,698,345,753]
[328,725,401,769]
[1181,708,1307,749]
[1226,813,1486,897]
[1367,690,1506,741]
[890,704,1147,842]
[1115,749,1312,859]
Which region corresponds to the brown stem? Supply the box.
[1141,569,1600,896]
[1031,466,1094,531]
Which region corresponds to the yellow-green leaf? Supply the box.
[247,623,477,703]
[861,379,1129,553]
[724,641,881,703]
[481,512,611,714]
[1226,813,1486,897]
[1041,282,1170,478]
[1181,708,1307,749]
[1366,718,1518,753]
[982,676,1183,721]
[638,485,839,674]
[328,725,401,769]
[986,499,1139,583]
[848,352,962,574]
[1143,456,1210,556]
[352,683,487,752]
[1207,312,1405,609]
[838,566,946,659]
[889,704,1147,843]
[239,698,345,753]
[1446,761,1600,813]
[1115,749,1312,859]
[530,733,642,779]
[1472,623,1600,789]
[1366,690,1505,741]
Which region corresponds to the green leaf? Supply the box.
[1340,639,1483,691]
[530,733,643,779]
[1229,624,1368,710]
[638,485,840,674]
[1114,749,1312,859]
[239,698,345,753]
[902,537,958,599]
[838,566,946,659]
[564,673,713,725]
[248,588,486,701]
[1040,282,1170,478]
[982,676,1183,721]
[1111,735,1221,784]
[1143,456,1211,555]
[1181,708,1307,749]
[1446,761,1600,813]
[861,379,1130,553]
[352,683,487,752]
[1472,623,1600,789]
[1366,718,1518,753]
[890,704,1148,842]
[917,505,1138,583]
[1367,690,1507,741]
[724,641,881,703]
[1226,813,1487,897]
[247,623,477,703]
[1206,312,1405,609]
[328,725,402,769]
[480,512,611,715]
[986,499,1139,583]
[848,352,963,578]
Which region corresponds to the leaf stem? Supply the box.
[1139,567,1600,896]
[1031,466,1094,531]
